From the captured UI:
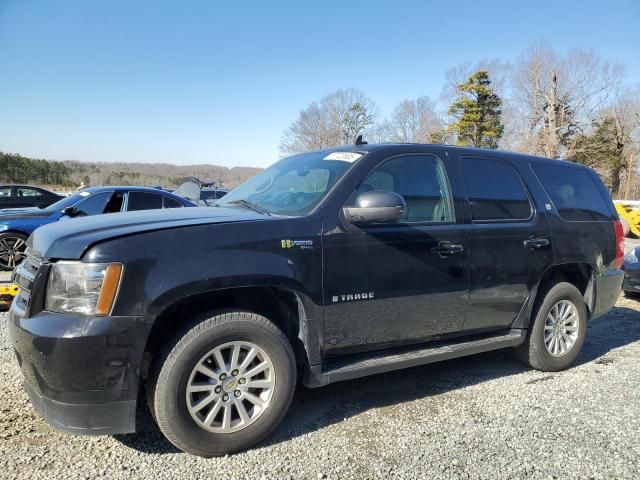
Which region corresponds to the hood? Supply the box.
[29,206,274,259]
[0,207,53,219]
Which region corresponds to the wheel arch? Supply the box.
[0,229,30,238]
[515,262,595,329]
[140,285,321,382]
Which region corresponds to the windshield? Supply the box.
[216,150,363,215]
[45,192,88,212]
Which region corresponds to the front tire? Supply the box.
[515,282,588,371]
[0,232,28,271]
[148,311,296,457]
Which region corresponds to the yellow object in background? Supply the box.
[614,201,640,238]
[0,283,19,308]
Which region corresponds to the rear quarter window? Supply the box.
[531,163,613,221]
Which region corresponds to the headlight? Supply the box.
[624,249,638,264]
[46,262,123,315]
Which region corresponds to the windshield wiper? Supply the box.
[225,199,271,216]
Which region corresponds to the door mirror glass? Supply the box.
[342,191,406,225]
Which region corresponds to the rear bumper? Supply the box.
[592,269,624,319]
[8,307,150,435]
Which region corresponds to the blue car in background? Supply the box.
[0,186,195,270]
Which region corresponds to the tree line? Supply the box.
[0,152,262,190]
[0,152,74,186]
[280,41,640,198]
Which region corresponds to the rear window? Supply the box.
[531,163,612,221]
[462,157,532,221]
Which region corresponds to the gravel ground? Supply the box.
[1,297,640,480]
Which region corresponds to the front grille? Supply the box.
[13,249,44,315]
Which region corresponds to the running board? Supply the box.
[303,329,526,388]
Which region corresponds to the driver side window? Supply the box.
[74,192,112,217]
[359,154,454,223]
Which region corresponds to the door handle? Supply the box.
[524,237,550,250]
[431,242,464,257]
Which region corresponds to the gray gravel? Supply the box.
[1,296,640,480]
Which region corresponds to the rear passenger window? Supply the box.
[127,192,163,211]
[532,163,612,221]
[462,157,532,221]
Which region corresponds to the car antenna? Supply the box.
[355,134,367,146]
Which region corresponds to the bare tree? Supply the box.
[374,96,442,143]
[512,41,624,158]
[280,88,376,155]
[610,88,640,197]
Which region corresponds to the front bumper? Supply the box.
[8,307,150,435]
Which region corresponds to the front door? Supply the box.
[322,153,470,358]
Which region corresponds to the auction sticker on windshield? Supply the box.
[323,152,363,162]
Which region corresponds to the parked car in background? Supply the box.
[0,186,195,270]
[0,185,64,210]
[8,144,624,456]
[622,246,640,295]
[200,187,229,205]
[171,186,229,206]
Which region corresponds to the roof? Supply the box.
[83,185,178,193]
[322,143,589,171]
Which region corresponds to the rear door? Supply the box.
[14,187,42,208]
[459,155,553,332]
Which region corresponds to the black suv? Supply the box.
[9,144,624,457]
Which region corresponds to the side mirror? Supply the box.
[342,190,406,225]
[62,206,77,217]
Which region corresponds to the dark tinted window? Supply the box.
[358,154,454,223]
[127,192,163,211]
[532,163,612,221]
[163,196,182,208]
[74,192,111,216]
[462,157,531,221]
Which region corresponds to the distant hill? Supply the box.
[64,160,262,189]
[0,151,262,189]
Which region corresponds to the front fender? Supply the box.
[83,217,324,355]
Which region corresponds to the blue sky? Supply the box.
[0,0,639,168]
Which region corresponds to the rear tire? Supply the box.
[147,311,296,457]
[515,282,587,371]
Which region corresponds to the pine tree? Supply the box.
[570,116,625,194]
[448,71,504,149]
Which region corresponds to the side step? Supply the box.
[304,329,526,387]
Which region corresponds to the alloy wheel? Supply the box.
[0,236,26,269]
[185,341,275,433]
[544,299,580,357]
